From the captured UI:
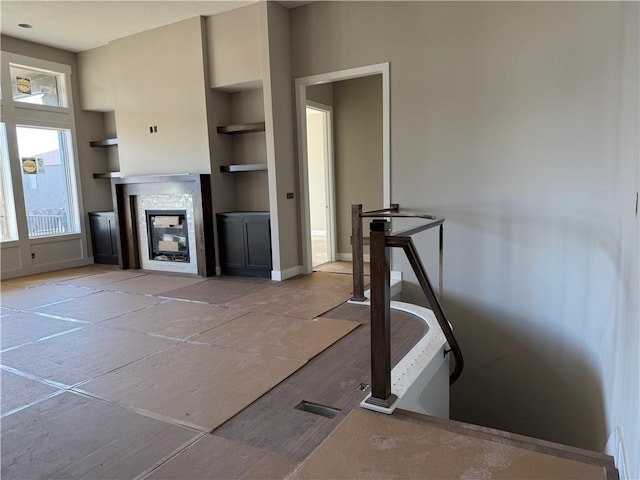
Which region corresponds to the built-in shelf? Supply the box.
[216,122,265,135]
[90,138,118,148]
[220,163,268,173]
[93,172,122,179]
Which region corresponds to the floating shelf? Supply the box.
[93,172,122,179]
[90,138,118,148]
[217,122,265,135]
[220,163,268,173]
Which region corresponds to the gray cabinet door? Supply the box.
[217,212,271,277]
[218,216,245,269]
[89,212,118,265]
[244,216,271,271]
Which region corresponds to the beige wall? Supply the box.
[110,17,211,176]
[206,4,262,90]
[261,1,300,275]
[307,83,334,107]
[291,2,639,472]
[333,75,383,256]
[77,44,114,112]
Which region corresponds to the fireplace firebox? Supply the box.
[146,210,189,263]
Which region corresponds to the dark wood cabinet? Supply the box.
[217,212,271,278]
[89,211,119,265]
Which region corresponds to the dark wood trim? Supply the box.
[89,138,118,147]
[110,174,215,277]
[365,219,396,408]
[216,122,265,134]
[93,172,122,179]
[219,163,267,173]
[350,204,366,301]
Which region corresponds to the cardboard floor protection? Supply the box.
[99,274,206,296]
[291,409,608,480]
[314,261,371,275]
[160,277,271,304]
[147,434,297,479]
[0,284,93,310]
[1,325,176,386]
[194,313,360,360]
[0,265,107,289]
[82,343,305,430]
[1,369,60,415]
[101,300,248,339]
[58,270,147,287]
[226,286,352,319]
[279,272,356,294]
[1,311,80,350]
[0,392,197,480]
[33,290,162,323]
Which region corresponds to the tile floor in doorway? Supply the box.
[0,266,361,479]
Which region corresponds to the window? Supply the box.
[0,123,18,242]
[1,52,81,249]
[16,126,79,238]
[9,64,68,108]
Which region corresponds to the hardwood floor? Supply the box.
[213,302,427,462]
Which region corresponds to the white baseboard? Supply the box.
[311,230,327,237]
[271,265,302,281]
[606,426,629,480]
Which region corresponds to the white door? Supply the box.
[305,102,335,267]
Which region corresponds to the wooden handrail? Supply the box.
[387,235,464,385]
[351,204,444,302]
[358,212,464,409]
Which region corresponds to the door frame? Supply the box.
[295,62,391,274]
[306,100,336,265]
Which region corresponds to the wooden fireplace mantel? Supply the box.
[110,173,215,277]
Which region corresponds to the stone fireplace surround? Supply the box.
[110,174,215,277]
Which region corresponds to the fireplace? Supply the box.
[110,174,215,277]
[146,210,189,263]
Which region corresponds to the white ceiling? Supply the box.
[0,1,262,53]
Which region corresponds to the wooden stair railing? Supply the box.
[350,204,463,409]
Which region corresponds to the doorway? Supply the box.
[305,102,335,268]
[296,63,390,274]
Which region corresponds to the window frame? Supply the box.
[0,52,85,250]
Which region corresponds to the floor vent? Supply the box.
[295,401,341,419]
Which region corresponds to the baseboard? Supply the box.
[271,265,302,281]
[337,252,371,262]
[311,230,327,237]
[606,426,629,480]
[0,257,94,280]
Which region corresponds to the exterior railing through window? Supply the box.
[26,210,68,237]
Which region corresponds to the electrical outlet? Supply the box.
[31,252,35,259]
[286,192,294,199]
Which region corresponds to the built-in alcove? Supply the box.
[110,174,214,277]
[215,88,270,212]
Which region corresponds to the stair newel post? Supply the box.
[351,204,366,301]
[366,219,398,408]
